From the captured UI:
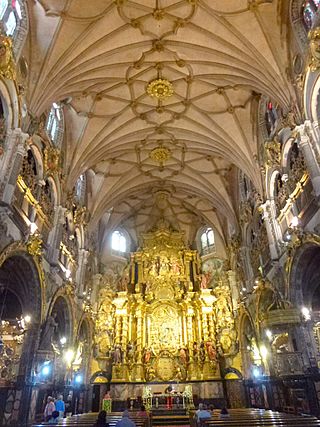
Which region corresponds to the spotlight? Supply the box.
[265,329,272,340]
[24,315,31,323]
[60,336,67,345]
[260,345,268,360]
[253,367,260,378]
[301,307,311,321]
[75,373,83,384]
[41,362,51,377]
[64,349,74,364]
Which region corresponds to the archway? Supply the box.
[73,318,93,414]
[0,252,42,426]
[290,243,320,367]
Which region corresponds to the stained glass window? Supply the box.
[303,1,320,30]
[112,230,126,253]
[75,174,86,205]
[0,0,22,36]
[0,0,8,19]
[46,103,64,146]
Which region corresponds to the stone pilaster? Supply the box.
[260,200,281,259]
[76,248,89,294]
[46,206,66,264]
[296,122,320,196]
[0,128,28,204]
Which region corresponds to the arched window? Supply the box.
[46,103,64,146]
[75,174,86,206]
[0,0,24,36]
[303,0,320,30]
[200,228,215,255]
[111,230,127,253]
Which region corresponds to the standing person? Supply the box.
[44,396,56,422]
[65,391,73,416]
[115,410,136,427]
[55,394,65,420]
[93,410,109,427]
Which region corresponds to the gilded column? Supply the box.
[133,310,144,381]
[122,314,128,349]
[208,312,215,342]
[201,310,209,342]
[197,308,202,342]
[182,308,187,346]
[186,309,194,351]
[136,312,142,362]
[115,315,122,345]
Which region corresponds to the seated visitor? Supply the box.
[93,410,109,427]
[48,410,59,424]
[195,403,211,423]
[137,405,148,418]
[115,410,136,427]
[219,407,230,419]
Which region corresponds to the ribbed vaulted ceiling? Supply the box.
[27,0,293,242]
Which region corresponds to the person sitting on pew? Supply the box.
[137,405,148,418]
[219,407,229,419]
[195,403,211,424]
[116,410,136,427]
[93,410,109,427]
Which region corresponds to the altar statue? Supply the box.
[126,341,135,362]
[179,347,188,365]
[206,341,217,361]
[113,345,122,364]
[143,347,152,364]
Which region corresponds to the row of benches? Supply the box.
[32,412,149,427]
[192,408,320,427]
[32,408,320,427]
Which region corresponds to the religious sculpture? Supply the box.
[39,313,58,350]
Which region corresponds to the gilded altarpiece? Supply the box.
[93,224,237,384]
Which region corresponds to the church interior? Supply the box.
[3,0,320,425]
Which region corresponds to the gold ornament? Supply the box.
[27,233,43,257]
[0,34,16,80]
[309,27,320,71]
[44,147,60,173]
[149,146,171,164]
[147,79,173,100]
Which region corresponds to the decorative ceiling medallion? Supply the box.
[147,79,173,100]
[150,147,171,164]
